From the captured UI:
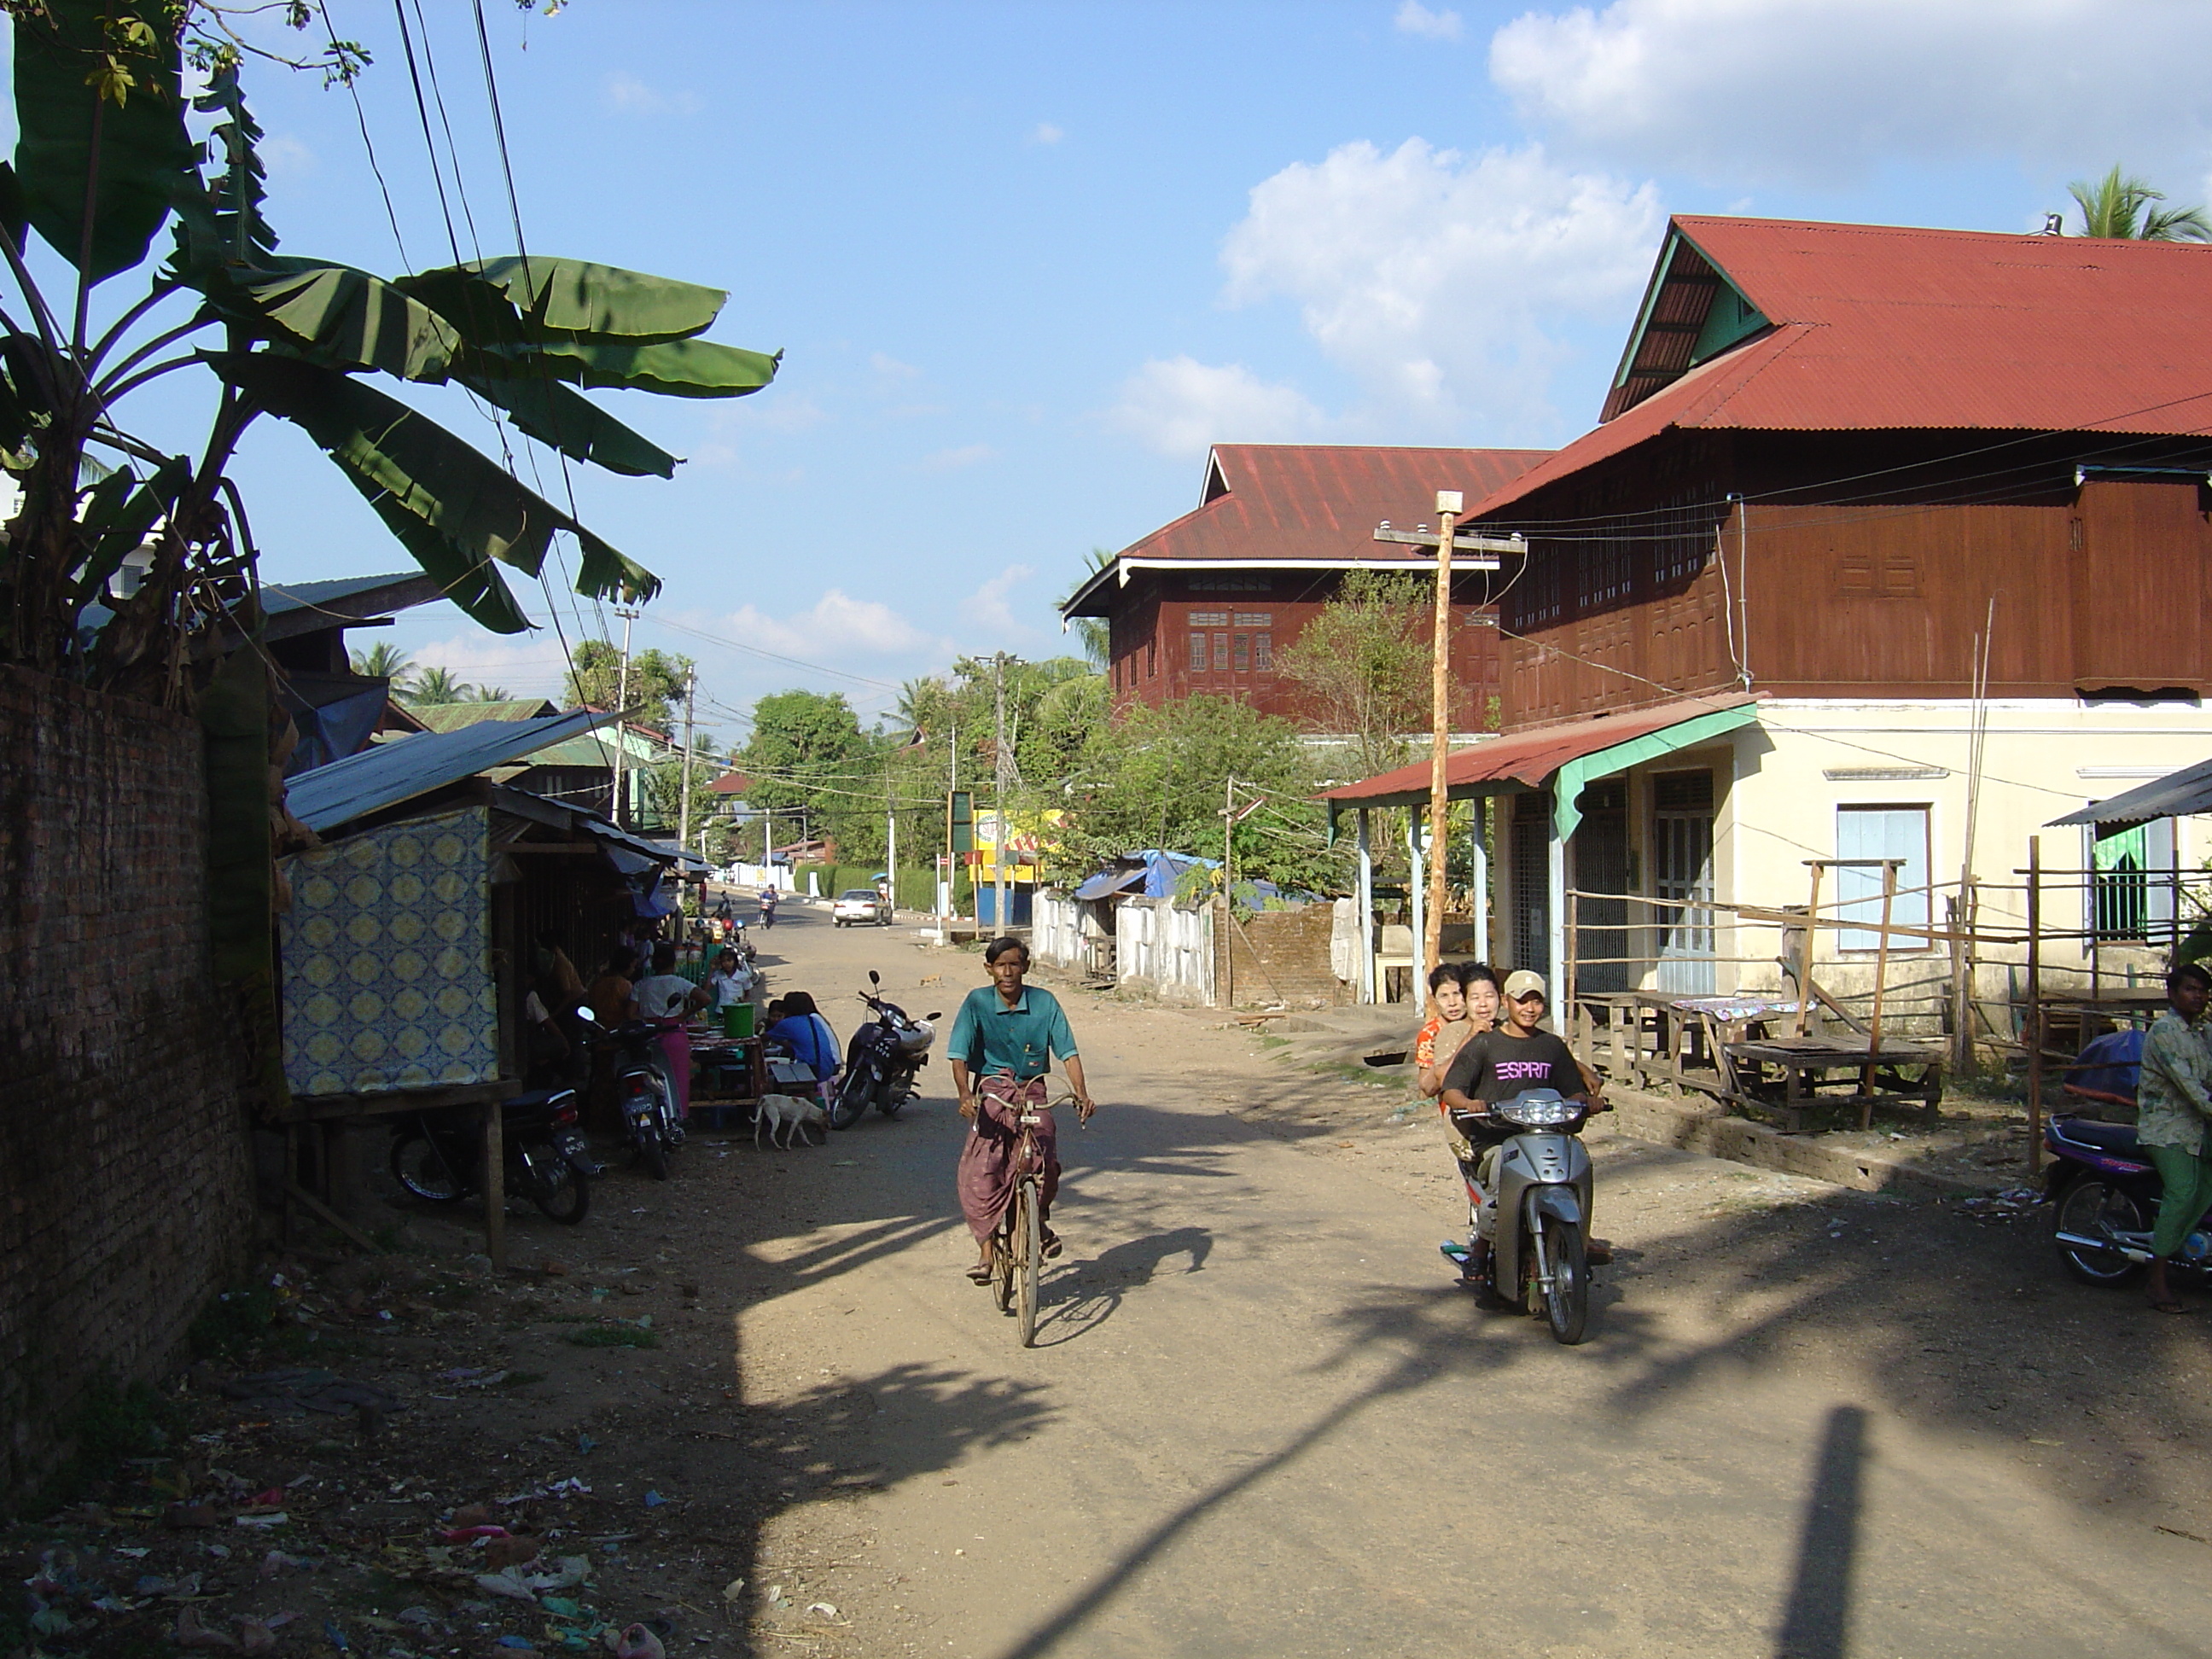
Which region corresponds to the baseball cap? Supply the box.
[1502,969,1547,1001]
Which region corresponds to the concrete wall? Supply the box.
[0,667,255,1509]
[1218,901,1353,1009]
[1115,898,1214,1006]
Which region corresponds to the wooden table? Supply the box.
[1572,992,1797,1102]
[1723,1036,1945,1133]
[686,1032,767,1128]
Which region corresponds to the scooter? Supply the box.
[1439,1087,1595,1344]
[830,970,940,1130]
[389,1087,595,1223]
[758,889,778,929]
[574,1007,683,1181]
[2046,1113,2212,1285]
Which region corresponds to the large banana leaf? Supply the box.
[459,370,677,478]
[473,335,781,399]
[11,0,195,282]
[73,454,189,608]
[218,352,660,632]
[400,258,726,341]
[201,261,462,383]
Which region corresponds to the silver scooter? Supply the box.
[1440,1087,1593,1344]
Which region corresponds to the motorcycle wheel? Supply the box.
[392,1134,465,1202]
[2055,1176,2148,1286]
[638,1114,670,1181]
[1542,1215,1589,1345]
[875,1078,904,1119]
[830,1069,872,1130]
[530,1153,591,1225]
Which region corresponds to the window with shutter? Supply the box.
[1834,805,1930,949]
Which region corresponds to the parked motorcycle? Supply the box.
[389,1087,594,1223]
[1438,1087,1594,1344]
[2046,1113,2212,1284]
[830,970,940,1130]
[575,1007,683,1181]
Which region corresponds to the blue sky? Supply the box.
[19,1,2212,739]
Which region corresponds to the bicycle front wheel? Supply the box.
[992,1201,1016,1314]
[1016,1175,1041,1348]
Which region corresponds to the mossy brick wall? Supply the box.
[0,667,255,1509]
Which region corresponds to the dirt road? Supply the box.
[719,905,2212,1659]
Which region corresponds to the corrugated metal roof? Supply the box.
[410,699,560,731]
[288,709,616,833]
[1470,215,2212,521]
[2049,758,2212,826]
[1065,444,1551,616]
[1319,696,1754,806]
[259,572,438,619]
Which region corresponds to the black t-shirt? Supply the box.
[1440,1027,1580,1106]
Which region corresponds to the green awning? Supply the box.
[1551,703,1761,841]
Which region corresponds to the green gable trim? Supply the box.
[1606,225,1772,403]
[1551,703,1761,843]
[1689,276,1768,366]
[1609,231,1686,393]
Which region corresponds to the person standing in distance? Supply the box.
[949,937,1095,1283]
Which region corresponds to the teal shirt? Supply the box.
[947,983,1079,1082]
[2138,1009,2212,1153]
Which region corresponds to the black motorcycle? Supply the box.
[830,971,940,1130]
[389,1087,594,1223]
[575,1008,683,1181]
[2046,1113,2212,1285]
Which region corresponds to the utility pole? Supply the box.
[609,606,638,830]
[992,652,1016,934]
[1225,773,1236,1008]
[1373,509,1525,993]
[677,667,697,859]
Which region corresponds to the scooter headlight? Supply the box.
[1493,1091,1577,1127]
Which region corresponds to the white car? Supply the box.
[832,888,891,927]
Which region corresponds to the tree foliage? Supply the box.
[2068,165,2212,242]
[563,637,692,731]
[348,640,413,681]
[0,1,779,695]
[1272,570,1433,777]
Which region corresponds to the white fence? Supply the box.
[720,861,794,892]
[1033,892,1084,969]
[1117,897,1215,1005]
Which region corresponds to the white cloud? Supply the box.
[1030,121,1066,145]
[1394,1,1463,41]
[260,134,316,178]
[404,633,574,699]
[962,564,1035,636]
[701,591,939,661]
[869,352,922,379]
[916,442,997,472]
[1489,0,2212,187]
[602,72,701,116]
[1109,357,1326,459]
[690,397,827,467]
[1218,138,1661,432]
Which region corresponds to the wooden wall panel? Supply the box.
[2073,480,2211,685]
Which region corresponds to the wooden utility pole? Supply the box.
[677,667,697,858]
[991,653,1017,934]
[610,605,637,830]
[1374,509,1524,987]
[2026,836,2044,1175]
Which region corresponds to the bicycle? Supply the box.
[987,1084,1081,1348]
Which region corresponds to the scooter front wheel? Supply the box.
[1542,1216,1588,1344]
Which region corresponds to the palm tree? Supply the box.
[470,684,515,702]
[1057,548,1114,669]
[350,641,416,682]
[403,666,472,705]
[2068,166,2212,241]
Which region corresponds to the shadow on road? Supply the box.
[1032,1225,1213,1348]
[1774,1403,1866,1659]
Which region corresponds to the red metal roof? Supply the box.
[1470,215,2212,519]
[709,771,750,795]
[1066,444,1551,615]
[1318,696,1752,805]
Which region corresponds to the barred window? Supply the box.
[1214,633,1230,671]
[1189,610,1230,626]
[1189,632,1207,672]
[1233,633,1249,671]
[1232,612,1272,627]
[1254,632,1272,670]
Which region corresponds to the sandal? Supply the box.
[965,1262,994,1284]
[1040,1228,1062,1260]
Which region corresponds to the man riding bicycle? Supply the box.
[949,937,1096,1283]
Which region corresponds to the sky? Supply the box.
[17,0,2212,743]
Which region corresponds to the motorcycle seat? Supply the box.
[2052,1116,2142,1156]
[502,1087,575,1111]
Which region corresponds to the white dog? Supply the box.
[754,1092,827,1150]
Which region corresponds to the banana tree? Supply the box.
[0,1,777,696]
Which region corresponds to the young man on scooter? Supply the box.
[2139,961,2212,1314]
[1438,970,1607,1293]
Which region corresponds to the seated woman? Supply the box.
[765,990,841,1099]
[632,941,711,1120]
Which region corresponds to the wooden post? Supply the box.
[1356,808,1376,1004]
[1858,861,1898,1126]
[1565,889,1580,1045]
[1793,862,1825,1038]
[2026,836,2043,1176]
[1947,882,1975,1076]
[1407,808,1427,1004]
[1426,492,1459,985]
[482,1099,507,1272]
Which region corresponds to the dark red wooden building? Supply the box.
[1062,444,1551,725]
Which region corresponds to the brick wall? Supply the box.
[1217,902,1352,1009]
[0,667,255,1510]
